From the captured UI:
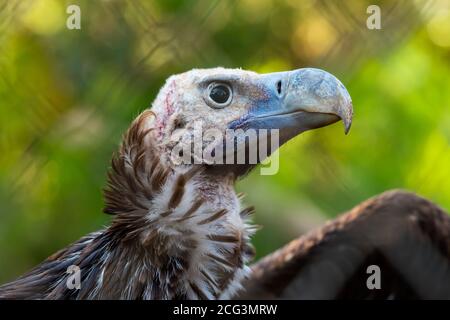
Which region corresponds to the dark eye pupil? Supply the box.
[210,85,230,104]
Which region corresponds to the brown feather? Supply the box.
[176,198,204,222]
[198,209,227,225]
[167,174,186,210]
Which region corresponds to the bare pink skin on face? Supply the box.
[155,80,176,138]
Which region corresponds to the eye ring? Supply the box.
[206,82,232,108]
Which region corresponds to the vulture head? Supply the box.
[0,67,353,300]
[149,67,352,177]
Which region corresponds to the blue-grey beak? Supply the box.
[230,68,353,144]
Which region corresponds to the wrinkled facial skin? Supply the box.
[149,67,353,175]
[151,68,272,168]
[152,68,267,144]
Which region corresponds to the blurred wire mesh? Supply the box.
[0,0,449,283]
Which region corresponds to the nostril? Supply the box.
[276,80,282,95]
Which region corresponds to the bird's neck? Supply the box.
[100,111,256,299]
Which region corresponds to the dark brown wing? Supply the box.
[238,190,450,299]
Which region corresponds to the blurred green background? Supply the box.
[0,0,449,283]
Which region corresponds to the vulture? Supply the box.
[0,67,449,300]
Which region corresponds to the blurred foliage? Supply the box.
[0,0,449,283]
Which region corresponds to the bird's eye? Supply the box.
[207,83,232,108]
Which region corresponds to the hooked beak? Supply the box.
[282,68,352,134]
[230,68,353,144]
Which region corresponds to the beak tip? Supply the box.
[342,113,353,135]
[342,101,353,135]
[344,124,351,135]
